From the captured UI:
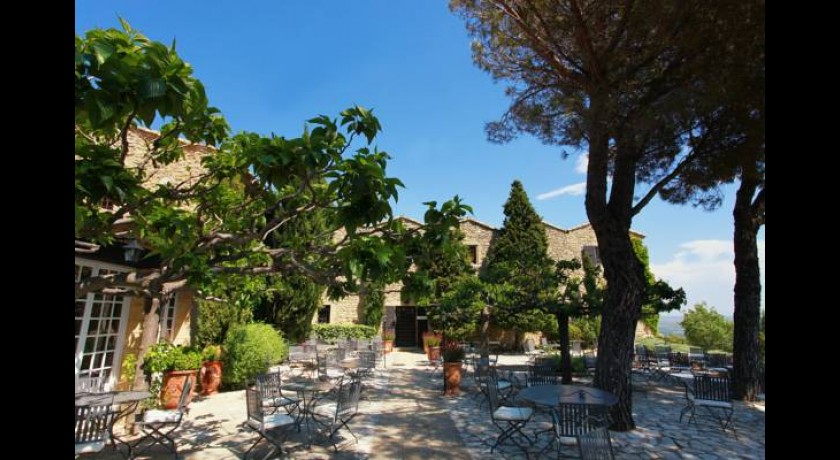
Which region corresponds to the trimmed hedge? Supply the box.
[310,324,377,343]
[222,323,287,389]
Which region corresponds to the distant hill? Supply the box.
[658,314,685,337]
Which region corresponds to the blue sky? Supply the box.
[76,0,764,318]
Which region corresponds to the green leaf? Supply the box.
[90,41,115,65]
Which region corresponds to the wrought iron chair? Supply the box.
[312,374,363,452]
[356,350,377,379]
[680,374,735,433]
[583,352,598,376]
[76,374,107,393]
[549,402,610,458]
[255,372,300,421]
[132,377,193,457]
[527,363,559,387]
[244,386,297,459]
[486,371,533,456]
[75,396,117,457]
[475,360,513,408]
[578,426,615,460]
[317,350,346,383]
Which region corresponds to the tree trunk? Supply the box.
[592,227,646,431]
[731,175,762,400]
[132,293,162,391]
[556,311,572,384]
[585,110,647,430]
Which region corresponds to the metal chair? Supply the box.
[680,374,735,432]
[313,374,363,452]
[243,387,297,459]
[583,352,598,376]
[486,371,533,456]
[76,374,107,393]
[75,396,117,457]
[255,372,300,420]
[356,351,377,379]
[527,363,559,387]
[132,378,193,457]
[475,360,513,408]
[577,426,615,460]
[550,402,610,458]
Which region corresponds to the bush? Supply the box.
[310,324,377,343]
[223,323,287,389]
[680,303,733,352]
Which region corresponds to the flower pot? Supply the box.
[383,339,394,354]
[200,360,223,396]
[427,346,441,362]
[161,370,198,409]
[444,362,462,396]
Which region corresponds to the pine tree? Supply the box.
[481,180,555,346]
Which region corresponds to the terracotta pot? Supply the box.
[383,340,394,354]
[161,370,198,409]
[444,362,462,396]
[427,346,441,362]
[200,360,223,396]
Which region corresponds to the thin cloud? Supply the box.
[537,182,587,200]
[575,153,588,174]
[650,239,765,317]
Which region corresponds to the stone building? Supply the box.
[314,216,647,347]
[75,128,206,391]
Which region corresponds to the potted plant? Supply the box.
[144,343,202,409]
[382,330,395,353]
[442,342,465,396]
[199,344,223,396]
[425,335,442,362]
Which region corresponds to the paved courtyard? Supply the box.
[92,350,765,459]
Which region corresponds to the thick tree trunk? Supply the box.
[556,311,572,384]
[592,226,646,431]
[731,176,762,400]
[132,293,162,391]
[584,108,647,430]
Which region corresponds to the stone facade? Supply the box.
[317,216,646,341]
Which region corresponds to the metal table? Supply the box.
[283,378,335,447]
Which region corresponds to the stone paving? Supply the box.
[89,350,764,459]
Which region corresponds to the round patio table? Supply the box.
[517,384,617,407]
[283,378,335,447]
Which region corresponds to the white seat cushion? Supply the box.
[262,396,299,407]
[693,398,733,409]
[143,409,183,423]
[248,413,296,431]
[494,406,533,421]
[75,441,106,454]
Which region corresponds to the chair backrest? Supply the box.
[176,377,194,411]
[245,387,263,424]
[76,374,107,393]
[706,353,731,368]
[578,426,615,460]
[255,372,283,400]
[335,374,363,419]
[694,374,731,402]
[583,352,597,370]
[552,403,609,437]
[527,363,559,386]
[357,351,376,369]
[654,345,671,360]
[669,352,690,369]
[75,399,116,447]
[484,370,503,415]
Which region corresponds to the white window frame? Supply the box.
[75,257,131,392]
[158,293,179,343]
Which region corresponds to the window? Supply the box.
[581,245,601,266]
[75,260,130,392]
[467,245,478,264]
[158,294,178,343]
[318,305,331,324]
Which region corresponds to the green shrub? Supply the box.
[544,353,587,374]
[310,324,377,343]
[223,323,287,389]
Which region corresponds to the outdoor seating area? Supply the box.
[77,349,763,459]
